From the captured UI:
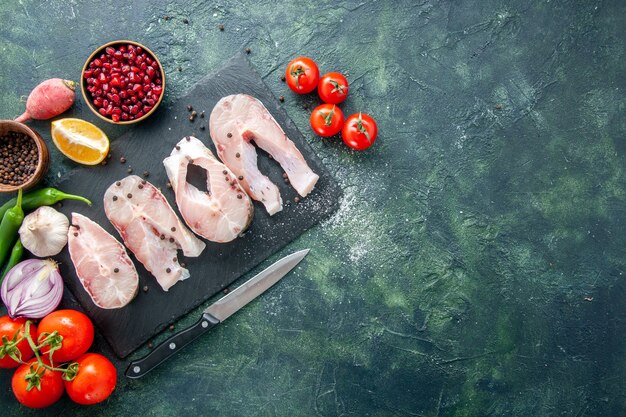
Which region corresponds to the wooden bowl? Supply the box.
[80,40,166,125]
[0,120,49,193]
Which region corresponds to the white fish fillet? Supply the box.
[209,94,319,215]
[103,175,206,291]
[163,136,254,243]
[67,213,138,309]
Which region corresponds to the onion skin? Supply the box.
[0,259,63,319]
[15,79,76,123]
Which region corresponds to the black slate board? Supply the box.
[55,54,342,358]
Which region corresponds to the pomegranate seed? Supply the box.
[155,78,162,85]
[142,84,151,93]
[120,91,127,99]
[112,94,121,103]
[140,62,147,71]
[130,96,138,104]
[130,105,139,115]
[119,45,126,52]
[100,53,108,62]
[110,76,121,87]
[102,83,110,92]
[110,87,118,94]
[128,53,136,61]
[121,105,130,112]
[143,105,152,113]
[137,91,145,99]
[105,46,115,55]
[89,61,96,68]
[94,58,103,67]
[99,108,107,116]
[128,44,135,52]
[84,70,93,78]
[121,65,131,73]
[136,111,144,118]
[103,62,111,70]
[112,107,122,115]
[114,50,123,59]
[128,72,137,83]
[147,98,155,106]
[131,66,140,73]
[143,75,150,84]
[93,98,103,107]
[98,72,106,82]
[106,93,113,100]
[106,104,113,115]
[94,89,103,97]
[93,67,101,75]
[135,56,144,65]
[112,114,120,122]
[102,99,109,107]
[121,112,129,121]
[152,86,162,95]
[136,46,143,54]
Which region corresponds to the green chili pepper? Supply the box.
[1,238,23,281]
[0,189,24,268]
[0,187,91,219]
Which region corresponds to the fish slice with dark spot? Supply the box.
[67,212,139,309]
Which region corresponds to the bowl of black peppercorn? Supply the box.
[0,120,49,193]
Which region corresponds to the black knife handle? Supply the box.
[125,313,220,379]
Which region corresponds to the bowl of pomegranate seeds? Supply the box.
[81,40,165,124]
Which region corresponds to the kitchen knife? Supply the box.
[125,249,310,379]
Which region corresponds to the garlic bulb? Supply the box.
[18,206,69,257]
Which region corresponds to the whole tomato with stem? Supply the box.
[64,353,117,405]
[310,104,345,137]
[286,57,319,94]
[342,113,378,150]
[0,316,36,368]
[37,310,94,364]
[318,72,349,104]
[12,358,65,409]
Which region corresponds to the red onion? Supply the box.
[1,259,63,319]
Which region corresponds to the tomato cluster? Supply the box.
[285,57,378,150]
[0,310,116,409]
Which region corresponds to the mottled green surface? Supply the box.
[1,0,626,415]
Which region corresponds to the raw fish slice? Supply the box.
[103,175,206,291]
[163,136,254,243]
[67,212,138,309]
[209,94,319,215]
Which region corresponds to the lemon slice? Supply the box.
[51,118,109,165]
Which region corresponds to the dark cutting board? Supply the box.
[55,54,342,358]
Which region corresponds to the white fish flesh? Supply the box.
[67,212,138,309]
[209,94,319,215]
[103,175,206,291]
[163,136,253,243]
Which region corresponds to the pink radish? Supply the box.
[15,78,76,123]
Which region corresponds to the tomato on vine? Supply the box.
[0,316,36,368]
[64,353,117,405]
[37,310,94,364]
[286,57,320,94]
[310,104,345,137]
[12,358,64,409]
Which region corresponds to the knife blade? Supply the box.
[125,249,310,379]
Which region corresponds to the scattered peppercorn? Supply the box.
[160,234,165,240]
[294,196,300,203]
[227,132,232,138]
[200,111,205,118]
[223,288,230,294]
[148,342,153,348]
[143,285,149,292]
[112,196,118,201]
[116,181,121,186]
[169,237,174,243]
[127,168,133,174]
[120,156,126,164]
[138,184,144,189]
[279,96,285,102]
[169,324,175,331]
[178,66,182,72]
[237,194,242,199]
[73,232,78,237]
[187,105,193,112]
[236,152,240,158]
[183,18,189,24]
[166,181,172,188]
[163,15,170,21]
[303,104,308,110]
[166,267,171,273]
[189,115,195,122]
[0,131,39,186]
[171,227,176,232]
[127,193,133,198]
[180,262,186,268]
[200,126,205,131]
[245,47,251,54]
[238,175,243,180]
[114,268,119,273]
[218,24,224,31]
[282,173,288,179]
[141,179,147,185]
[143,171,150,177]
[280,75,286,82]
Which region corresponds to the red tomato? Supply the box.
[0,316,36,368]
[310,104,345,137]
[64,353,117,405]
[12,358,64,408]
[342,113,378,150]
[286,57,319,94]
[37,310,94,364]
[318,72,349,104]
